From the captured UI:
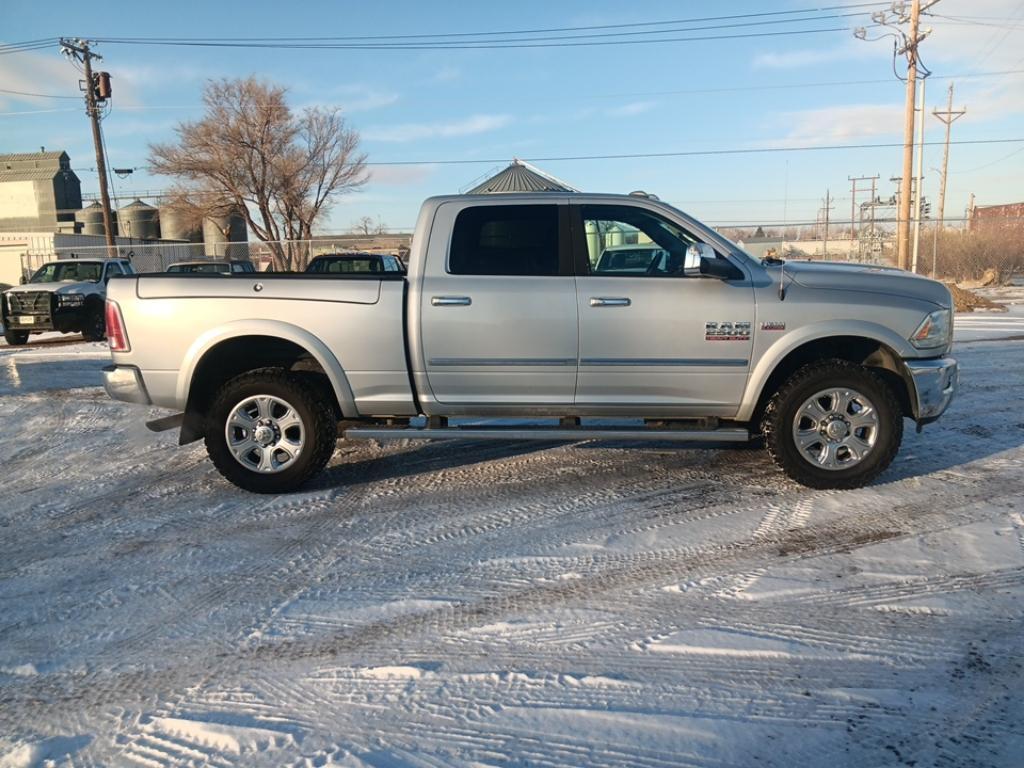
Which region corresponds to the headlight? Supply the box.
[910,309,952,349]
[57,293,85,307]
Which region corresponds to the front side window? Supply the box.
[449,204,561,276]
[580,205,700,277]
[105,263,124,278]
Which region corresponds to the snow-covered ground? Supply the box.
[1,319,1023,767]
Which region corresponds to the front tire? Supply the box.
[4,329,29,345]
[81,306,105,342]
[204,368,337,493]
[763,359,903,489]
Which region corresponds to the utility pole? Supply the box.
[856,0,936,271]
[911,74,927,274]
[933,82,967,231]
[60,38,115,249]
[899,0,922,272]
[820,189,833,259]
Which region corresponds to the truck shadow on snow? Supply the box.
[313,439,570,491]
[307,423,1022,495]
[0,354,105,395]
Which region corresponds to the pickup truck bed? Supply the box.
[114,271,416,419]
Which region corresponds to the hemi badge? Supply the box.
[761,321,786,331]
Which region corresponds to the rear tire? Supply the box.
[3,329,29,345]
[204,368,337,493]
[763,359,902,489]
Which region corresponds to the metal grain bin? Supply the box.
[118,198,160,240]
[159,207,203,242]
[76,201,115,236]
[203,211,248,258]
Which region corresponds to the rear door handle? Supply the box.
[431,296,472,306]
[589,297,631,307]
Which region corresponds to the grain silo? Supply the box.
[159,207,203,242]
[118,199,160,240]
[76,201,115,236]
[203,210,248,258]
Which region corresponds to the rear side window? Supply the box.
[449,205,561,276]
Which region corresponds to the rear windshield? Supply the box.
[167,263,228,274]
[30,262,103,283]
[307,256,385,274]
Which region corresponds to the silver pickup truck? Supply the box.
[102,192,957,493]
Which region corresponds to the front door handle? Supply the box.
[431,296,472,306]
[589,297,631,307]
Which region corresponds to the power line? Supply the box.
[95,13,873,47]
[0,86,81,99]
[57,137,1024,170]
[87,3,888,44]
[358,137,1024,166]
[89,12,878,49]
[86,27,861,52]
[2,67,1021,109]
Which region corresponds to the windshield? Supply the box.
[595,247,669,274]
[29,261,103,283]
[168,262,229,274]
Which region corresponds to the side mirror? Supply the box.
[684,243,733,278]
[19,276,27,285]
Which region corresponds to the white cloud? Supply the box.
[431,66,462,83]
[363,114,512,143]
[0,47,83,109]
[924,0,1024,69]
[766,103,905,147]
[608,100,657,117]
[751,42,873,70]
[368,164,437,185]
[324,84,399,113]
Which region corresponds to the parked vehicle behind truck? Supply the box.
[102,192,957,493]
[305,253,406,275]
[2,257,134,345]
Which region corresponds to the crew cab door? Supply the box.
[418,200,578,405]
[572,203,754,415]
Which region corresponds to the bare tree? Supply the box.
[352,216,375,235]
[351,215,388,235]
[149,77,368,271]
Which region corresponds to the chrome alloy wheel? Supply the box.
[225,395,305,473]
[791,387,879,471]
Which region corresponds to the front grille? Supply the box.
[7,291,52,315]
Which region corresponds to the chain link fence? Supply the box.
[18,236,411,278]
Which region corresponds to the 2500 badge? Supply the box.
[705,321,751,341]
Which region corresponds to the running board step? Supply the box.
[146,412,184,432]
[343,426,751,443]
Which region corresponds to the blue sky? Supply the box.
[2,0,1023,234]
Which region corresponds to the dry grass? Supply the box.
[945,283,1007,313]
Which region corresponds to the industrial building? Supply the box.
[0,150,82,233]
[0,149,249,284]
